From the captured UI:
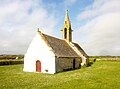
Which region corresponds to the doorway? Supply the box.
[36,60,41,72]
[73,59,75,69]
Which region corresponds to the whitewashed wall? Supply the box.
[23,32,56,74]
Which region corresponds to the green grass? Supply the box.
[0,61,120,89]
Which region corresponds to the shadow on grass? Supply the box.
[87,58,96,67]
[56,67,81,74]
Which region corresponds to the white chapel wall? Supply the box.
[24,33,56,74]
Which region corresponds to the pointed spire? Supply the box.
[64,10,71,27]
[64,10,70,22]
[61,10,72,42]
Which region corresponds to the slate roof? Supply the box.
[72,43,88,57]
[38,31,80,57]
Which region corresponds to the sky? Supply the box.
[0,0,120,56]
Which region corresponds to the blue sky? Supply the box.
[0,0,120,55]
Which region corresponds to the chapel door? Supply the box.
[73,59,75,69]
[36,60,41,72]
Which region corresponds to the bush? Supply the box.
[0,60,23,66]
[0,55,24,60]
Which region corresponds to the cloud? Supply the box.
[75,0,120,55]
[1,0,120,56]
[0,0,57,54]
[77,0,120,21]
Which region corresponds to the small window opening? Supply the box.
[64,28,67,39]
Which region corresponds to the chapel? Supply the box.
[23,10,89,74]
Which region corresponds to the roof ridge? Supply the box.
[37,31,52,48]
[42,33,65,41]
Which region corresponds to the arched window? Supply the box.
[64,28,67,39]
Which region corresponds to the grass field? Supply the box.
[0,60,120,89]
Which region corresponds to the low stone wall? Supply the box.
[90,58,120,61]
[0,60,23,66]
[97,58,120,60]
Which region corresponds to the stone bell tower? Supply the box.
[61,10,72,42]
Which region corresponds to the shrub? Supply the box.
[0,60,23,66]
